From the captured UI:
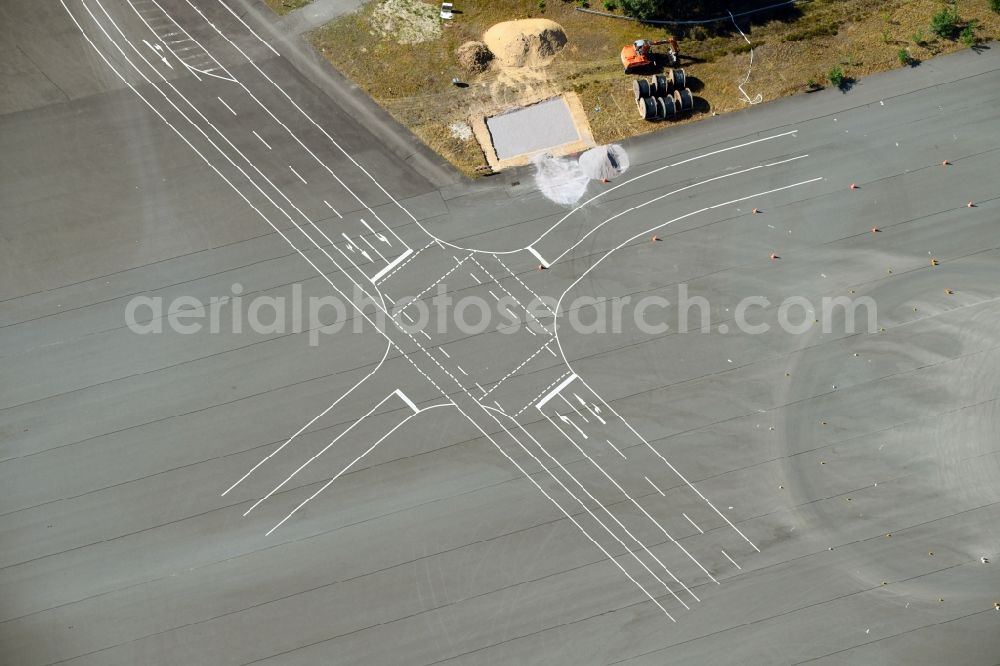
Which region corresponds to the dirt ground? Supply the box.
[308,0,1000,177]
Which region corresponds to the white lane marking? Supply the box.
[142,37,173,68]
[540,412,700,603]
[323,200,342,218]
[545,344,557,357]
[764,154,809,168]
[372,248,413,282]
[215,0,280,56]
[456,365,468,376]
[395,388,419,414]
[93,0,396,314]
[222,347,390,496]
[546,174,820,555]
[475,410,677,620]
[645,476,666,496]
[575,375,761,554]
[576,393,606,424]
[721,549,742,570]
[550,156,810,266]
[379,241,431,282]
[515,372,569,417]
[267,405,448,536]
[419,330,432,341]
[488,290,500,301]
[84,1,721,612]
[359,235,387,263]
[481,339,552,398]
[468,272,481,284]
[683,512,704,534]
[558,413,588,439]
[493,254,555,318]
[252,129,272,150]
[288,165,307,185]
[605,439,626,459]
[78,9,664,605]
[531,130,799,250]
[185,1,411,252]
[527,246,550,268]
[217,96,237,116]
[470,256,552,337]
[560,394,588,422]
[74,0,453,417]
[246,391,398,516]
[536,373,577,409]
[404,255,472,307]
[709,178,823,210]
[475,382,487,395]
[439,347,451,358]
[360,218,390,245]
[401,311,415,324]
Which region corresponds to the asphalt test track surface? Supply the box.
[2,1,1000,664]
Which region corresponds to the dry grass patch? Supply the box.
[310,0,1000,177]
[263,0,312,16]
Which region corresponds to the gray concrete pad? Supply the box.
[2,1,1000,665]
[487,96,580,160]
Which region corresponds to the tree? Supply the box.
[618,0,667,19]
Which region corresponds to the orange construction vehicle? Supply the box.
[621,37,679,73]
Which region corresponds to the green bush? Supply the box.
[990,0,1000,13]
[828,65,845,88]
[618,0,662,19]
[930,7,960,39]
[898,48,910,65]
[960,24,977,46]
[603,0,618,10]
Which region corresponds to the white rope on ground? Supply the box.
[729,11,762,105]
[574,0,802,26]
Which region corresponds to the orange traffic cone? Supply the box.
[752,208,760,214]
[931,258,939,266]
[770,253,779,261]
[872,227,880,233]
[968,201,975,208]
[850,183,858,190]
[942,160,950,166]
[651,235,660,242]
[537,264,546,270]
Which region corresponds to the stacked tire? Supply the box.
[633,68,693,121]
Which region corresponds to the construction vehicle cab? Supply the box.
[621,37,679,73]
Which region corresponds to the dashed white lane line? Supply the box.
[217,96,237,115]
[683,512,704,534]
[605,439,626,459]
[252,130,272,150]
[288,165,307,185]
[645,476,666,496]
[323,199,342,218]
[721,549,742,570]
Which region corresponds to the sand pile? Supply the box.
[483,19,567,68]
[456,41,494,73]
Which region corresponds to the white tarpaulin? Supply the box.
[578,144,629,182]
